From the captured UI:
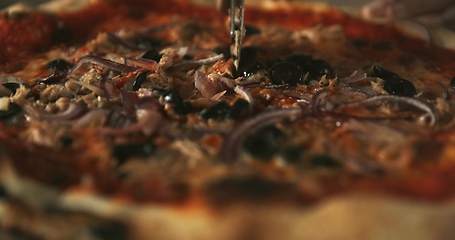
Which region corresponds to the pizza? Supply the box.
[1,0,455,239]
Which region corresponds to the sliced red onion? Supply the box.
[124,57,157,71]
[339,95,437,126]
[102,102,163,136]
[210,90,227,101]
[135,97,162,114]
[171,54,224,70]
[194,71,218,99]
[103,110,159,136]
[217,75,236,89]
[107,33,142,51]
[73,109,110,129]
[120,90,138,119]
[69,55,137,75]
[105,110,131,129]
[38,102,87,121]
[66,79,105,96]
[37,68,71,85]
[104,81,120,100]
[311,89,331,116]
[135,108,163,136]
[338,72,368,84]
[236,77,262,86]
[185,48,218,58]
[340,85,377,97]
[282,89,312,104]
[221,107,305,162]
[234,85,254,106]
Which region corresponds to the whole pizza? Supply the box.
[1,0,455,239]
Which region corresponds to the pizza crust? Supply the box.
[11,0,455,51]
[1,156,455,240]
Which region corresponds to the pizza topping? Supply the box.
[47,59,72,73]
[198,101,230,121]
[372,65,399,79]
[243,61,267,79]
[301,59,334,82]
[233,85,254,105]
[270,61,303,86]
[309,155,342,169]
[370,65,417,97]
[162,90,191,115]
[226,98,249,120]
[112,142,156,165]
[243,125,284,160]
[450,76,455,90]
[35,102,87,121]
[383,77,417,97]
[338,72,368,84]
[141,49,162,62]
[221,107,304,162]
[71,55,137,74]
[171,54,225,70]
[132,71,149,91]
[337,95,436,126]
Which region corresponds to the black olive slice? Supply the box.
[141,49,162,62]
[59,136,74,147]
[373,65,399,79]
[198,101,230,121]
[270,61,302,86]
[383,77,416,97]
[0,103,21,122]
[243,61,267,79]
[227,98,249,120]
[309,155,342,169]
[450,76,455,91]
[112,142,156,165]
[302,59,333,81]
[244,125,284,160]
[132,71,149,91]
[280,147,303,163]
[47,59,72,73]
[163,90,191,115]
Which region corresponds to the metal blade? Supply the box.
[230,0,245,70]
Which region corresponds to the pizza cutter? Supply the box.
[219,0,245,70]
[230,0,245,70]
